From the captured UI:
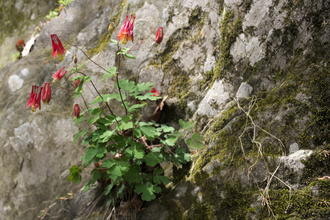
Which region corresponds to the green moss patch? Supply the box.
[266,181,330,219]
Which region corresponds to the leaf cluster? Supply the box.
[68,46,203,206]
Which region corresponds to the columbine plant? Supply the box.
[27,15,203,208]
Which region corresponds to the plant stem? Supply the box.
[80,93,89,110]
[115,48,128,115]
[72,44,128,115]
[76,71,118,123]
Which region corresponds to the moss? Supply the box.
[214,184,254,219]
[302,148,330,184]
[213,9,242,80]
[184,201,216,220]
[299,66,330,148]
[200,8,242,89]
[152,7,206,120]
[189,181,255,219]
[265,181,330,219]
[189,104,244,183]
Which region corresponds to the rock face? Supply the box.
[0,0,56,68]
[0,0,329,219]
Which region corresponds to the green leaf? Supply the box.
[140,126,160,139]
[116,184,126,198]
[158,125,175,133]
[110,39,118,44]
[46,10,59,19]
[145,152,163,167]
[186,133,204,149]
[179,119,193,130]
[88,114,101,124]
[87,108,102,124]
[91,94,125,104]
[138,122,155,126]
[73,114,85,124]
[118,79,136,93]
[73,130,88,142]
[67,165,82,183]
[124,166,143,184]
[118,121,133,130]
[175,147,191,163]
[82,184,91,192]
[128,103,146,113]
[125,144,145,159]
[135,183,161,201]
[82,147,98,166]
[153,175,170,185]
[136,82,153,92]
[124,53,136,59]
[59,0,74,6]
[163,133,180,146]
[107,161,130,181]
[99,130,115,143]
[136,93,162,101]
[103,67,117,79]
[102,159,115,168]
[133,128,142,138]
[151,147,161,153]
[117,47,130,56]
[96,147,107,158]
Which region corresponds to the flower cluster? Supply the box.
[26,34,79,116]
[27,16,165,116]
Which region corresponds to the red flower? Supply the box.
[16,40,25,52]
[41,82,52,104]
[52,66,67,81]
[27,85,42,112]
[117,15,136,44]
[50,34,65,57]
[150,88,160,96]
[73,104,81,118]
[155,27,164,44]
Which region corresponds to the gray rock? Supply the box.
[242,0,273,31]
[279,150,313,173]
[289,143,299,154]
[196,80,233,117]
[230,34,266,65]
[8,74,24,92]
[236,82,253,99]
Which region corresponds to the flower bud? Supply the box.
[73,54,78,64]
[16,40,25,52]
[150,88,160,96]
[73,104,81,118]
[41,82,52,104]
[52,66,67,81]
[50,34,65,57]
[155,27,164,44]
